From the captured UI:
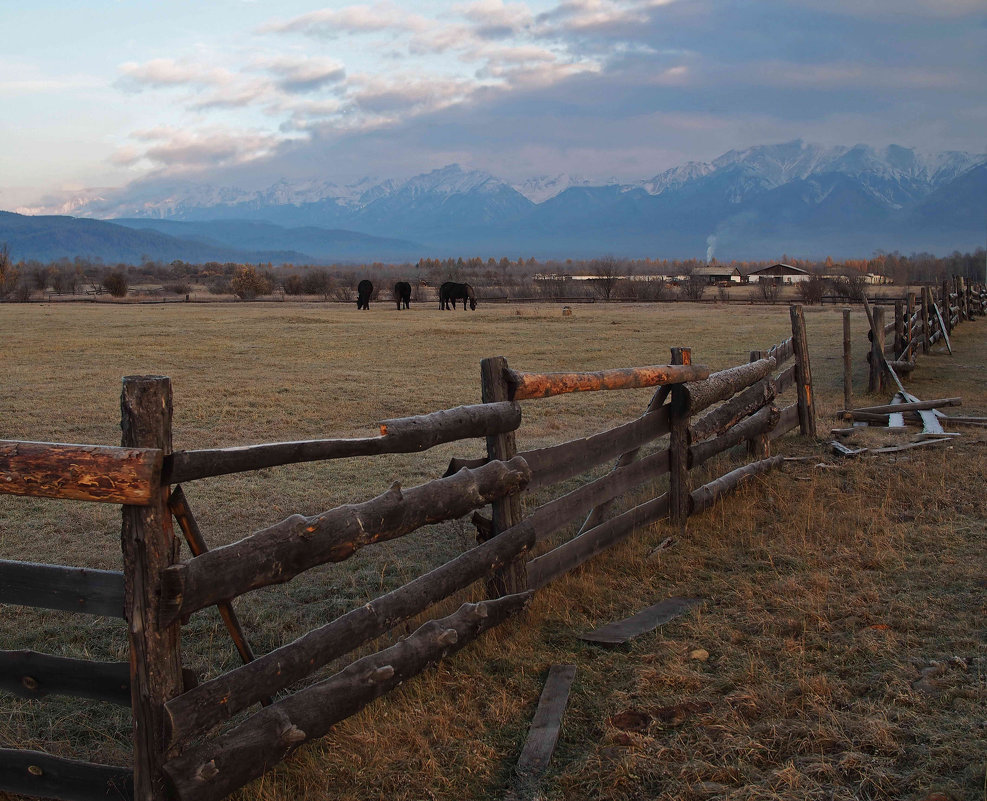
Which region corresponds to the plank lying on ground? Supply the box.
[682,358,777,415]
[0,561,125,619]
[162,594,531,801]
[0,749,133,801]
[888,393,906,430]
[160,456,531,626]
[941,416,987,425]
[0,650,130,706]
[689,455,785,515]
[579,597,702,645]
[164,448,670,747]
[167,402,521,483]
[848,398,961,415]
[513,665,577,781]
[506,364,710,400]
[834,438,956,457]
[0,440,161,505]
[445,406,670,489]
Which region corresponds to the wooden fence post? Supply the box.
[668,347,691,532]
[921,287,930,352]
[842,308,852,411]
[893,300,904,359]
[942,281,952,336]
[120,376,184,801]
[789,305,816,437]
[871,306,886,394]
[906,291,916,358]
[480,357,526,597]
[746,351,769,459]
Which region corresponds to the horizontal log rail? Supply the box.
[767,403,800,441]
[160,457,531,626]
[689,405,780,468]
[166,402,521,483]
[0,749,133,801]
[445,406,671,490]
[766,337,794,367]
[0,650,130,706]
[527,493,670,590]
[689,455,785,515]
[689,378,775,443]
[165,443,673,747]
[162,594,531,801]
[505,363,710,400]
[846,398,961,415]
[682,357,777,416]
[774,363,797,395]
[0,560,125,619]
[0,440,161,505]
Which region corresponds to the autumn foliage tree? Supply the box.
[231,265,273,300]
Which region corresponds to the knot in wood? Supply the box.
[28,765,43,777]
[21,675,39,691]
[369,665,396,684]
[279,724,307,745]
[436,628,459,647]
[473,601,489,619]
[195,761,219,783]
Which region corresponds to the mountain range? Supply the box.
[6,141,985,264]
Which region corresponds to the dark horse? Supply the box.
[393,281,411,310]
[357,279,373,310]
[439,281,476,310]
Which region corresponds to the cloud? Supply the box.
[260,3,432,38]
[260,56,347,93]
[117,58,235,91]
[119,126,286,170]
[456,0,535,38]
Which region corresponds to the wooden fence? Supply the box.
[0,306,816,801]
[853,277,986,398]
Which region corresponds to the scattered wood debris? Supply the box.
[579,597,701,646]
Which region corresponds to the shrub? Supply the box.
[679,274,707,301]
[797,275,825,305]
[102,270,129,297]
[230,265,273,300]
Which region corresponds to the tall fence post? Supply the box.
[872,306,886,394]
[921,287,930,352]
[893,300,904,358]
[480,357,526,597]
[842,308,852,411]
[121,376,184,801]
[789,305,816,437]
[668,347,691,532]
[906,291,916,358]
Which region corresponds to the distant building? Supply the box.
[745,263,811,284]
[690,265,744,284]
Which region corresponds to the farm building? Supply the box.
[745,263,812,284]
[691,265,744,284]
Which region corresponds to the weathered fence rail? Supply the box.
[0,305,819,801]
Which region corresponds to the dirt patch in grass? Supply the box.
[0,300,983,801]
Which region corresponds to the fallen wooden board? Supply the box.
[579,597,701,645]
[888,393,905,430]
[932,303,953,354]
[514,665,577,778]
[832,441,867,457]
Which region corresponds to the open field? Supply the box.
[0,300,984,801]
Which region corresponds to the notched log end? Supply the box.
[369,665,396,684]
[279,723,307,745]
[436,628,459,648]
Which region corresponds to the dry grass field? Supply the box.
[0,298,984,801]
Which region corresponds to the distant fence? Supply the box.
[0,306,817,801]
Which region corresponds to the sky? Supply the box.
[1,0,985,209]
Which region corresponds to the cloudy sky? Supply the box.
[2,0,984,208]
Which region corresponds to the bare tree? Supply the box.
[0,244,19,299]
[590,255,622,301]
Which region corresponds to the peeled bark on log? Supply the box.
[162,594,531,801]
[689,405,780,468]
[689,378,775,443]
[689,456,784,515]
[160,457,531,626]
[506,364,710,400]
[0,441,162,505]
[167,402,520,483]
[681,358,776,416]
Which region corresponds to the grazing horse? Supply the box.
[357,279,373,310]
[439,281,477,310]
[393,281,411,310]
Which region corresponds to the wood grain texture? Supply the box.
[514,665,577,776]
[0,749,133,801]
[0,560,125,619]
[507,363,710,400]
[0,440,161,505]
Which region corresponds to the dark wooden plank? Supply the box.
[507,363,710,400]
[0,650,130,706]
[159,457,532,626]
[767,402,800,441]
[515,665,577,776]
[578,597,702,645]
[162,594,531,801]
[0,748,133,801]
[0,560,125,619]
[774,363,797,395]
[689,405,779,468]
[0,440,161,506]
[766,337,794,366]
[167,402,520,483]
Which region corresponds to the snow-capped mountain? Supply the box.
[10,142,986,260]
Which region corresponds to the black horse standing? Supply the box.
[439,281,476,310]
[357,280,373,310]
[393,281,411,310]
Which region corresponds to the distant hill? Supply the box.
[0,212,427,264]
[12,141,987,260]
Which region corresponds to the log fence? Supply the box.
[0,305,818,801]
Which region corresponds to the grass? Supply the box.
[0,298,984,801]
